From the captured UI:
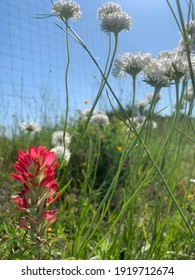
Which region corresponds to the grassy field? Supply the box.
[0,112,195,260]
[0,0,195,260]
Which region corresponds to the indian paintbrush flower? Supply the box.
[10,146,60,257]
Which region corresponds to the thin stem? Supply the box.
[89,134,195,258]
[36,241,42,260]
[166,0,182,33]
[75,34,121,258]
[175,0,195,97]
[58,23,130,123]
[187,0,195,21]
[76,132,132,258]
[159,80,180,171]
[131,75,136,121]
[77,86,163,257]
[63,23,70,149]
[93,34,112,109]
[175,79,180,120]
[101,33,112,86]
[70,32,119,155]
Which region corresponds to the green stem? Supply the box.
[76,132,131,258]
[166,0,182,33]
[71,33,118,155]
[63,23,70,146]
[131,75,136,121]
[89,135,195,258]
[175,79,180,120]
[175,0,195,97]
[166,0,195,108]
[77,85,162,257]
[62,24,130,124]
[93,34,112,110]
[159,81,180,172]
[36,241,42,260]
[101,33,112,86]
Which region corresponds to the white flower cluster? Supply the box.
[128,116,157,130]
[51,145,71,163]
[51,130,71,147]
[112,49,190,87]
[157,50,188,81]
[187,20,195,52]
[97,2,131,35]
[177,20,195,54]
[112,52,152,78]
[187,20,195,36]
[137,92,161,113]
[78,108,97,120]
[19,121,42,133]
[50,130,71,164]
[90,111,110,126]
[142,58,171,88]
[113,46,193,88]
[52,0,82,22]
[79,109,109,126]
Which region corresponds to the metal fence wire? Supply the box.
[0,0,144,137]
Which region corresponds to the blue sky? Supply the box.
[0,0,191,135]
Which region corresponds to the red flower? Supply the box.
[41,210,58,227]
[11,145,61,247]
[11,146,58,184]
[41,209,58,219]
[12,185,33,210]
[11,146,60,214]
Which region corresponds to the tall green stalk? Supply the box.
[76,85,162,258]
[175,0,195,89]
[63,23,70,140]
[68,30,119,154]
[61,24,130,126]
[89,133,195,258]
[56,18,71,170]
[131,75,136,121]
[166,0,195,98]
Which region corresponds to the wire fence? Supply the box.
[0,0,145,137]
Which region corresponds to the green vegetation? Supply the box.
[0,0,195,260]
[0,112,195,260]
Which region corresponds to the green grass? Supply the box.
[0,113,195,260]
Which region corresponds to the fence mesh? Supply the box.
[0,0,145,137]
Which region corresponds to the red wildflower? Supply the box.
[41,209,58,219]
[41,210,58,227]
[11,146,58,184]
[11,146,60,229]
